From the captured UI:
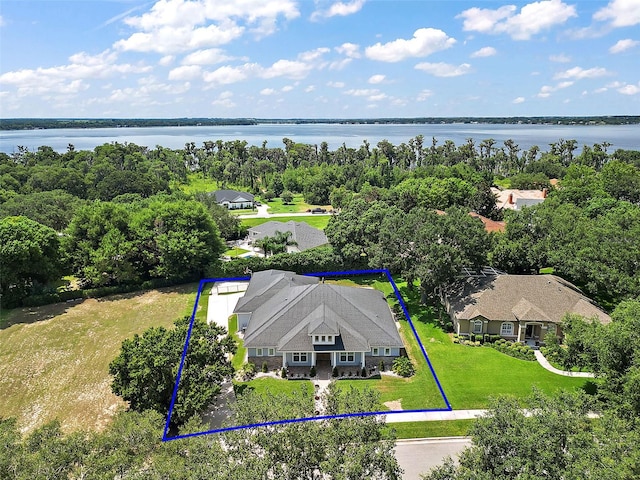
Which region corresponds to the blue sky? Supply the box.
[1,0,639,118]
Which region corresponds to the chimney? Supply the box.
[508,193,514,204]
[542,188,548,198]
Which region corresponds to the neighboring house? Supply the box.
[248,221,328,253]
[492,188,547,210]
[234,270,404,370]
[436,210,506,234]
[213,189,254,209]
[444,274,611,345]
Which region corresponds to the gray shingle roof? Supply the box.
[448,274,611,325]
[240,271,403,352]
[248,221,328,251]
[234,269,318,313]
[213,189,254,203]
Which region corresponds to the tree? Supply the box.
[109,316,236,426]
[255,230,297,256]
[194,192,246,240]
[422,389,640,480]
[281,189,294,204]
[0,216,63,306]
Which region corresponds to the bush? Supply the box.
[239,362,257,381]
[332,366,338,378]
[488,341,535,361]
[392,356,415,377]
[309,366,316,377]
[361,367,367,377]
[281,367,287,379]
[378,360,385,372]
[261,362,268,373]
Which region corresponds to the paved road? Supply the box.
[395,437,471,479]
[237,204,334,219]
[534,350,595,377]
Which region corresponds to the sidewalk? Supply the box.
[534,350,595,378]
[385,409,487,423]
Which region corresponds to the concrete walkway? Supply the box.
[385,409,487,423]
[534,350,595,378]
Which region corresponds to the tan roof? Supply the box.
[449,275,611,325]
[435,210,506,233]
[491,188,547,210]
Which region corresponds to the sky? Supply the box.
[0,0,639,118]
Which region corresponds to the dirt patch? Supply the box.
[384,400,403,411]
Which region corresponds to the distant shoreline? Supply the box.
[1,116,639,131]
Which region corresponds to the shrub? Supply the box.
[239,362,257,381]
[281,367,287,379]
[332,366,338,378]
[261,362,268,373]
[488,341,535,361]
[361,367,367,377]
[309,366,316,377]
[392,356,415,377]
[378,360,385,372]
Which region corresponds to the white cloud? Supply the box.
[305,85,316,92]
[115,0,299,54]
[365,28,456,62]
[168,65,202,80]
[618,82,640,95]
[415,62,472,77]
[368,93,387,102]
[549,53,571,63]
[458,0,577,40]
[368,74,385,84]
[335,42,361,58]
[327,81,345,88]
[554,66,609,80]
[470,46,497,58]
[212,90,235,108]
[311,0,366,21]
[260,88,276,95]
[609,38,639,53]
[159,55,175,66]
[416,89,433,101]
[536,80,573,98]
[261,59,312,79]
[329,58,352,70]
[202,64,256,85]
[344,88,379,97]
[512,96,525,104]
[182,48,231,65]
[281,85,294,92]
[0,50,151,96]
[298,47,330,62]
[594,0,640,27]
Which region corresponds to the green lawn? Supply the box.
[266,194,332,214]
[233,376,313,398]
[240,215,331,230]
[224,247,250,257]
[392,419,475,439]
[228,315,246,369]
[176,174,219,194]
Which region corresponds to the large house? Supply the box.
[445,274,611,344]
[213,189,254,209]
[233,270,404,371]
[248,221,328,253]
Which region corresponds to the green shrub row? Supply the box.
[488,339,536,361]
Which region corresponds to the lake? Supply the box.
[1,123,639,154]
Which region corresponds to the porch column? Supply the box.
[332,351,336,367]
[361,352,365,368]
[517,323,523,342]
[312,351,316,367]
[282,354,286,368]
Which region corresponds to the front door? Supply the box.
[525,324,533,338]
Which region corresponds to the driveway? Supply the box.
[395,437,471,479]
[206,282,248,329]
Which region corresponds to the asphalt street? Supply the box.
[395,437,471,480]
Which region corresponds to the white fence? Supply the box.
[212,282,249,295]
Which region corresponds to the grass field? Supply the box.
[228,314,246,370]
[266,194,332,214]
[176,174,219,194]
[240,215,331,230]
[0,284,199,434]
[224,247,250,257]
[392,419,474,439]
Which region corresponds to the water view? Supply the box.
[2,122,638,154]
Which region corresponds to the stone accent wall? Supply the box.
[247,356,282,371]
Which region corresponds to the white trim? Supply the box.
[372,347,379,356]
[268,348,275,356]
[256,348,263,356]
[472,319,483,334]
[500,322,514,337]
[384,347,391,356]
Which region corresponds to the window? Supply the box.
[321,335,326,342]
[268,348,275,356]
[372,347,379,356]
[328,336,332,342]
[547,324,557,336]
[314,335,319,342]
[339,352,355,362]
[256,348,263,356]
[292,353,307,363]
[384,348,391,356]
[501,322,514,336]
[473,320,483,334]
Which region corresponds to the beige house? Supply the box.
[492,188,547,211]
[445,274,611,345]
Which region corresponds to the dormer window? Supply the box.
[312,334,336,345]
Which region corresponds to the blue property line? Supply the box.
[163,269,451,441]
